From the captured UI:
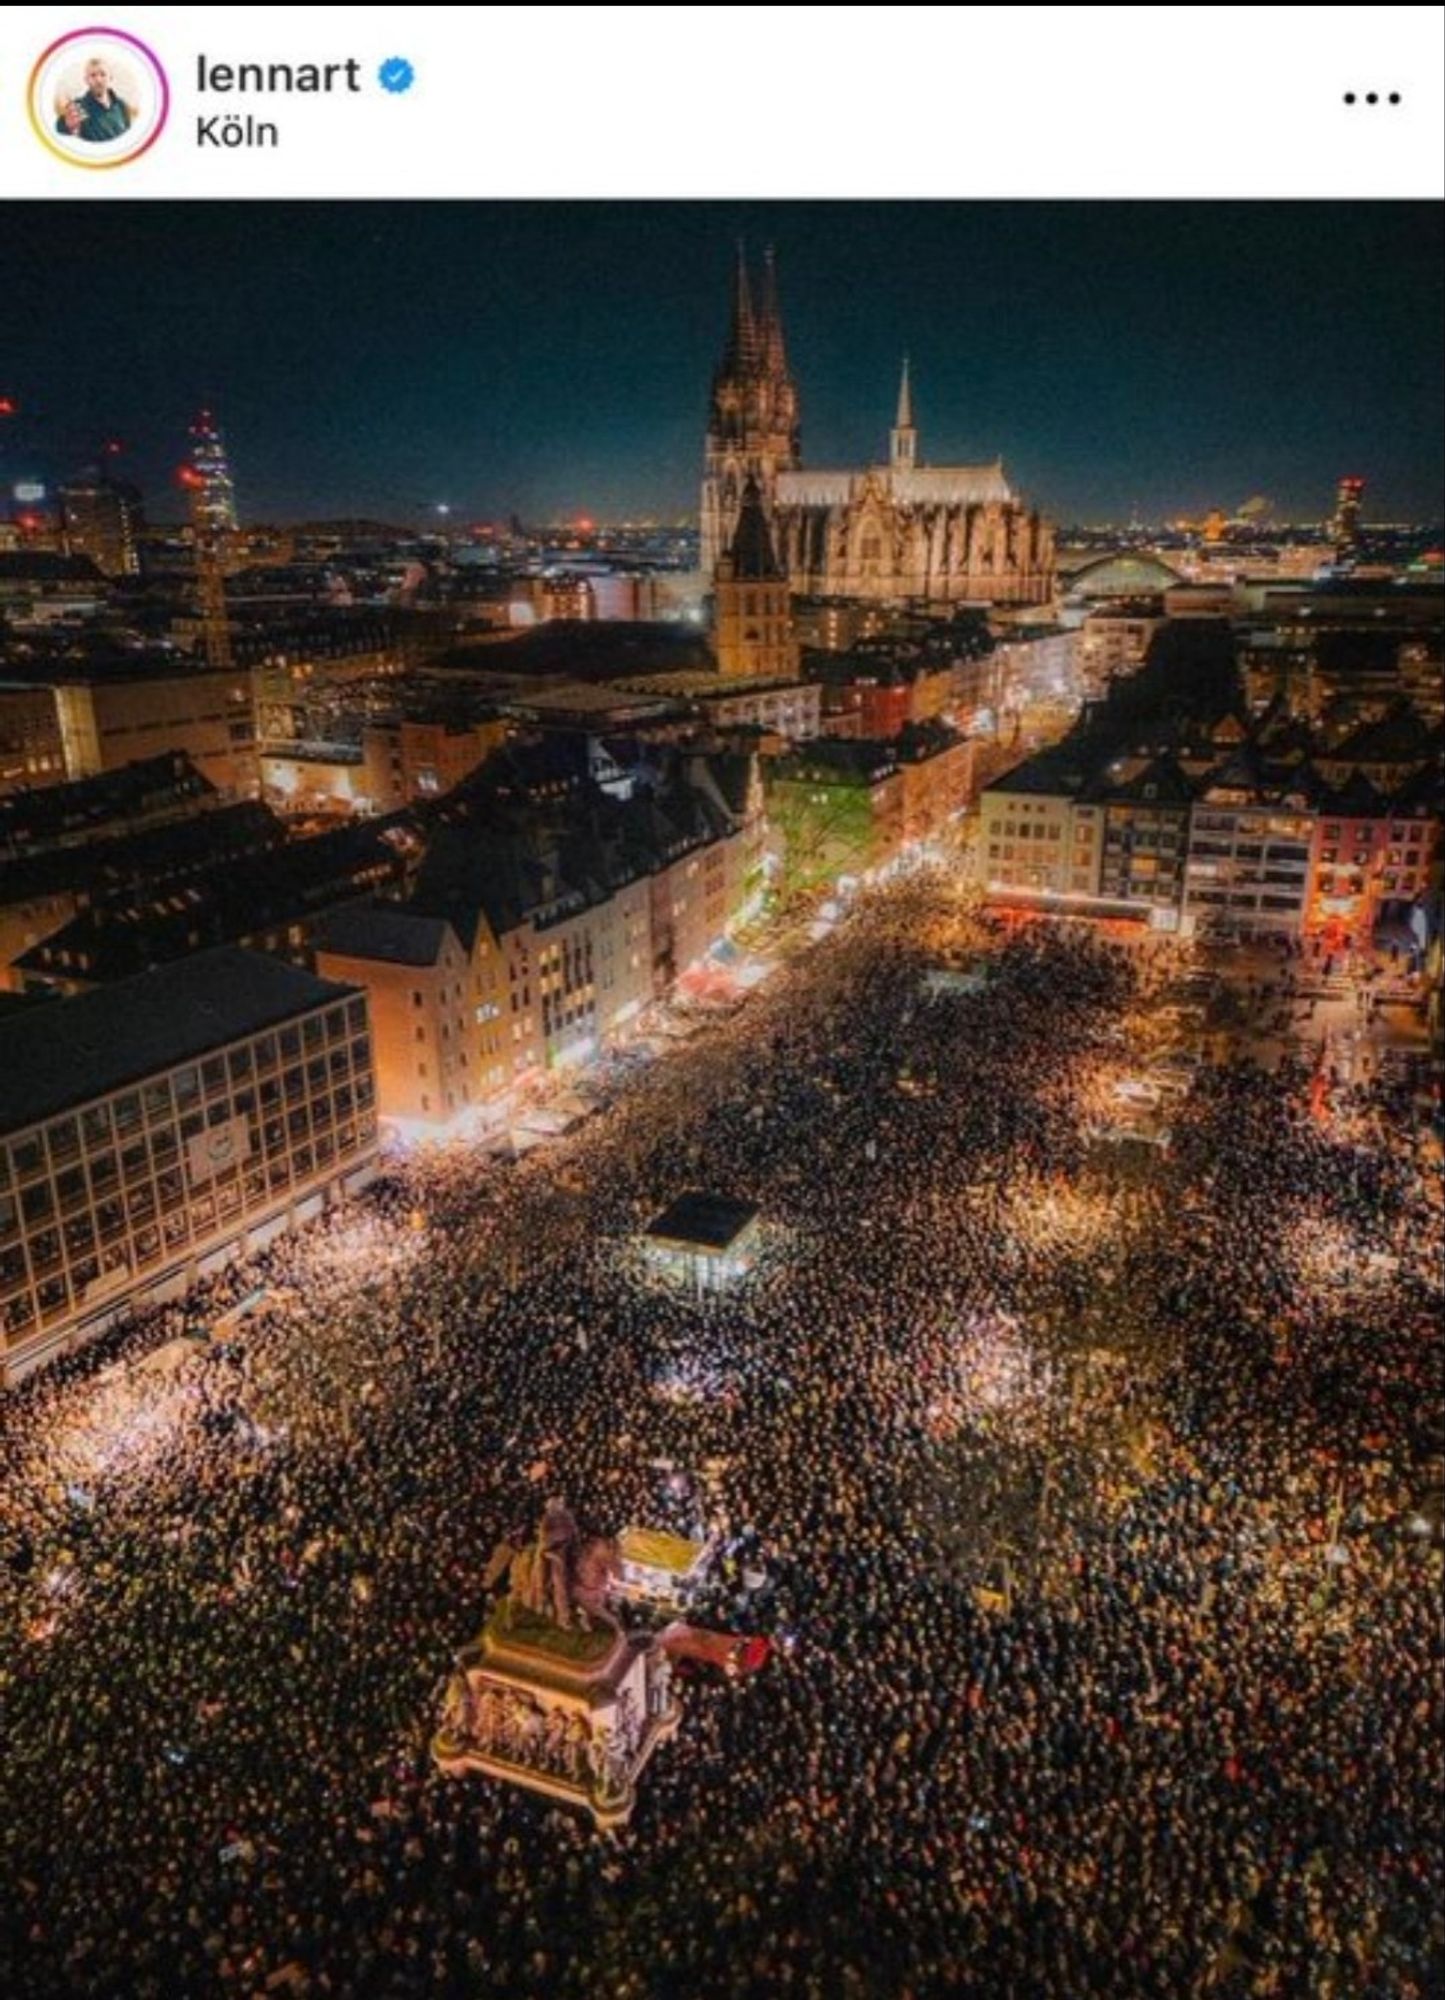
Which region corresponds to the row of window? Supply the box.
[992,820,1095,845]
[1189,890,1304,913]
[1320,822,1428,846]
[2,1106,377,1340]
[1187,863,1307,887]
[1,1020,372,1194]
[1,1070,375,1252]
[1318,846,1424,868]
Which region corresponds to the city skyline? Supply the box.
[2,201,1442,528]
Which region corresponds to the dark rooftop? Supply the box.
[0,752,217,858]
[771,738,900,786]
[982,747,1091,799]
[313,903,455,968]
[0,552,106,586]
[1330,701,1436,766]
[0,946,359,1138]
[431,621,714,684]
[15,814,416,985]
[0,987,59,1021]
[722,478,785,582]
[1088,753,1197,808]
[0,800,281,909]
[644,1191,760,1253]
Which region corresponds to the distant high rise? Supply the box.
[188,410,239,541]
[1331,476,1365,555]
[182,410,238,669]
[59,471,145,577]
[713,475,797,680]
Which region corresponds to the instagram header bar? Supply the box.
[2,5,1442,198]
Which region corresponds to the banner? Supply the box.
[187,1115,253,1186]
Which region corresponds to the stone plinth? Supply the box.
[432,1600,680,1829]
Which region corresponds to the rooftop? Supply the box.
[721,477,785,581]
[982,747,1092,799]
[612,670,806,700]
[0,799,282,910]
[0,751,217,857]
[314,903,456,968]
[499,680,680,719]
[432,620,713,685]
[0,946,359,1137]
[644,1191,760,1254]
[15,815,414,985]
[0,552,106,586]
[1329,701,1437,766]
[0,648,238,689]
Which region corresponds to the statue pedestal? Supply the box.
[432,1601,680,1829]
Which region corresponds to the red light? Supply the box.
[0,397,16,417]
[177,465,204,488]
[105,439,123,455]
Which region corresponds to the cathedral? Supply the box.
[702,248,1056,609]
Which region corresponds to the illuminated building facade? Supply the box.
[1305,764,1442,941]
[184,410,240,671]
[1184,786,1315,932]
[361,713,507,808]
[977,761,1102,904]
[811,653,959,740]
[314,908,492,1124]
[713,476,798,679]
[1078,603,1167,696]
[44,658,259,798]
[0,685,66,795]
[316,747,764,1126]
[700,246,800,579]
[59,474,145,579]
[0,947,378,1385]
[187,410,239,542]
[768,724,971,894]
[703,250,1055,608]
[1330,475,1364,555]
[608,672,821,743]
[1095,757,1195,915]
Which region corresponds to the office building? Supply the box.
[0,947,378,1385]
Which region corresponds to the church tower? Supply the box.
[889,357,918,473]
[701,244,800,577]
[713,474,797,680]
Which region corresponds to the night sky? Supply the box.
[2,202,1440,526]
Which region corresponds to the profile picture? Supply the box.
[29,28,169,169]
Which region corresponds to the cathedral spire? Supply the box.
[896,355,913,430]
[702,241,801,578]
[722,240,759,376]
[759,244,789,379]
[890,355,918,473]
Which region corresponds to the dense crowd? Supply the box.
[2,871,1441,1998]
